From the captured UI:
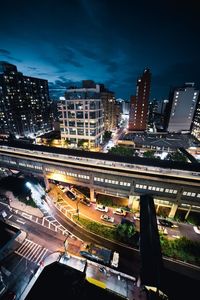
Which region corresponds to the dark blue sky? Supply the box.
[0,0,199,100]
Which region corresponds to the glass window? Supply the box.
[69,121,75,127]
[76,112,83,118]
[90,112,96,119]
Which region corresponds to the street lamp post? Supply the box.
[76,198,80,220]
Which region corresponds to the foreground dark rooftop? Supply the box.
[25,262,126,300]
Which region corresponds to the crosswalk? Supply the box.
[15,239,49,265]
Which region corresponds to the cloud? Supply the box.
[28,66,38,70]
[49,77,82,99]
[58,47,83,68]
[0,48,22,63]
[0,48,11,55]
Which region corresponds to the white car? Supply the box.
[113,208,127,216]
[95,204,108,212]
[101,214,114,223]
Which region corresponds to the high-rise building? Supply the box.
[58,82,104,149]
[128,68,151,131]
[164,83,199,133]
[191,94,200,140]
[0,61,52,137]
[99,84,117,131]
[116,99,130,115]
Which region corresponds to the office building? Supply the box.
[191,94,200,140]
[117,99,130,115]
[99,84,117,131]
[0,61,52,137]
[128,68,151,131]
[165,83,199,133]
[58,82,104,149]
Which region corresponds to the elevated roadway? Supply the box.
[0,141,200,212]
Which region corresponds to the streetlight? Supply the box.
[76,198,80,220]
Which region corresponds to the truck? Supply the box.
[80,243,119,268]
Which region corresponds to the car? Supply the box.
[80,198,91,206]
[100,214,114,223]
[66,190,77,200]
[113,208,127,216]
[58,185,65,191]
[95,204,108,212]
[111,251,119,268]
[157,218,177,228]
[158,225,168,235]
[79,251,103,263]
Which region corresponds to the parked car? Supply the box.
[100,214,114,223]
[158,225,168,235]
[157,218,177,228]
[80,198,91,206]
[113,208,127,216]
[95,204,108,212]
[66,190,77,200]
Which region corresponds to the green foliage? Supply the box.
[116,222,136,244]
[143,150,156,158]
[97,196,114,207]
[109,146,135,157]
[166,151,187,162]
[74,216,117,241]
[160,236,200,265]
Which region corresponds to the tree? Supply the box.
[116,222,136,243]
[109,146,135,157]
[143,150,156,158]
[166,151,187,162]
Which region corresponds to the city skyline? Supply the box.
[0,0,199,100]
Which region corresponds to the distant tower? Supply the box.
[164,83,199,133]
[128,68,151,131]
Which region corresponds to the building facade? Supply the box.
[58,82,104,149]
[99,84,117,131]
[191,94,200,140]
[0,61,52,137]
[165,83,199,133]
[128,68,151,131]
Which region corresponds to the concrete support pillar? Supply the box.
[90,187,95,202]
[43,169,50,192]
[168,203,178,219]
[129,195,139,211]
[184,205,192,220]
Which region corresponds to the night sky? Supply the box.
[0,0,199,100]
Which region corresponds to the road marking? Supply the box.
[8,214,13,219]
[16,219,26,225]
[15,239,50,265]
[35,248,48,264]
[22,212,32,220]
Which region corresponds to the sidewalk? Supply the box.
[20,251,61,300]
[5,191,43,218]
[0,230,27,262]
